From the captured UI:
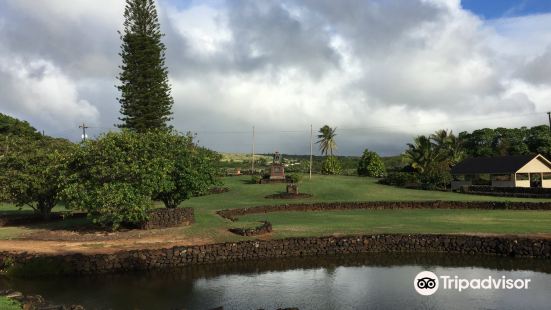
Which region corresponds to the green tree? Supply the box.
[63,130,174,228]
[527,125,551,157]
[459,128,496,157]
[117,0,173,132]
[430,129,465,166]
[357,149,386,177]
[156,135,221,208]
[316,125,337,156]
[0,113,42,138]
[321,156,342,175]
[403,135,441,173]
[0,136,75,219]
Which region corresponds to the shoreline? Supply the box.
[2,233,550,276]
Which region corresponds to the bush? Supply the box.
[419,162,452,190]
[357,149,386,177]
[156,140,221,208]
[379,172,420,187]
[0,136,75,219]
[321,156,342,175]
[286,173,303,184]
[63,130,220,228]
[251,175,261,184]
[63,130,172,229]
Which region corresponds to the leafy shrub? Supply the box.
[156,140,221,208]
[321,156,342,175]
[286,173,303,184]
[379,172,420,187]
[251,175,261,184]
[63,130,219,228]
[63,130,172,229]
[0,136,75,219]
[357,149,386,177]
[419,162,452,190]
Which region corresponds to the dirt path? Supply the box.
[0,226,216,254]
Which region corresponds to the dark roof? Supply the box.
[451,154,540,174]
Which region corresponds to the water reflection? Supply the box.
[1,253,551,309]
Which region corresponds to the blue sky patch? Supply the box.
[462,0,551,19]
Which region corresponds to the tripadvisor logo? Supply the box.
[414,271,439,296]
[414,271,531,296]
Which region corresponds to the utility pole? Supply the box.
[309,124,313,180]
[79,123,89,142]
[251,125,255,175]
[547,112,551,133]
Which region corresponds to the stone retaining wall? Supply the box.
[229,221,272,236]
[462,186,551,198]
[217,201,551,221]
[141,208,194,229]
[1,234,550,275]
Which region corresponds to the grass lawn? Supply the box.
[2,175,551,243]
[0,296,21,310]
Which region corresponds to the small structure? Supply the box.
[451,154,551,190]
[269,152,285,180]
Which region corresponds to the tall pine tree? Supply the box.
[117,0,173,131]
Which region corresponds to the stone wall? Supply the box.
[141,208,194,229]
[463,186,551,198]
[229,221,272,236]
[1,234,550,275]
[217,201,551,221]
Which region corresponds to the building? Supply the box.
[450,154,551,190]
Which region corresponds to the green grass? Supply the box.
[239,209,551,238]
[3,175,551,242]
[0,296,21,310]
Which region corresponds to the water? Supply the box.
[2,253,551,309]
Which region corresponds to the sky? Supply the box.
[1,0,551,156]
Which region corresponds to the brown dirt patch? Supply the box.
[265,193,313,199]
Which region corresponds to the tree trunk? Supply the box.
[38,201,52,220]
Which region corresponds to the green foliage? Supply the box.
[0,296,21,310]
[419,161,452,190]
[251,175,261,184]
[156,138,221,208]
[117,0,173,131]
[316,125,337,156]
[63,130,220,228]
[379,172,420,187]
[402,129,462,188]
[0,136,75,219]
[286,173,303,184]
[459,126,551,158]
[0,112,42,138]
[62,130,173,228]
[357,149,386,177]
[321,156,342,175]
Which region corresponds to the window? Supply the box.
[492,174,511,181]
[543,173,551,180]
[516,173,529,181]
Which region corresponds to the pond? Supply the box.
[2,253,551,309]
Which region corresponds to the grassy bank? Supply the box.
[2,175,551,244]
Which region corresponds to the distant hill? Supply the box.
[0,113,42,138]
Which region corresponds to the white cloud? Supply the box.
[1,0,551,154]
[0,56,99,130]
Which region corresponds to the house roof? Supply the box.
[451,154,541,174]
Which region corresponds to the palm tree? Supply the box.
[403,135,440,173]
[316,125,337,156]
[430,129,465,166]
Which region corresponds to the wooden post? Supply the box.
[251,125,255,175]
[309,124,313,180]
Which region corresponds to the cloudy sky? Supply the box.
[1,0,551,155]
